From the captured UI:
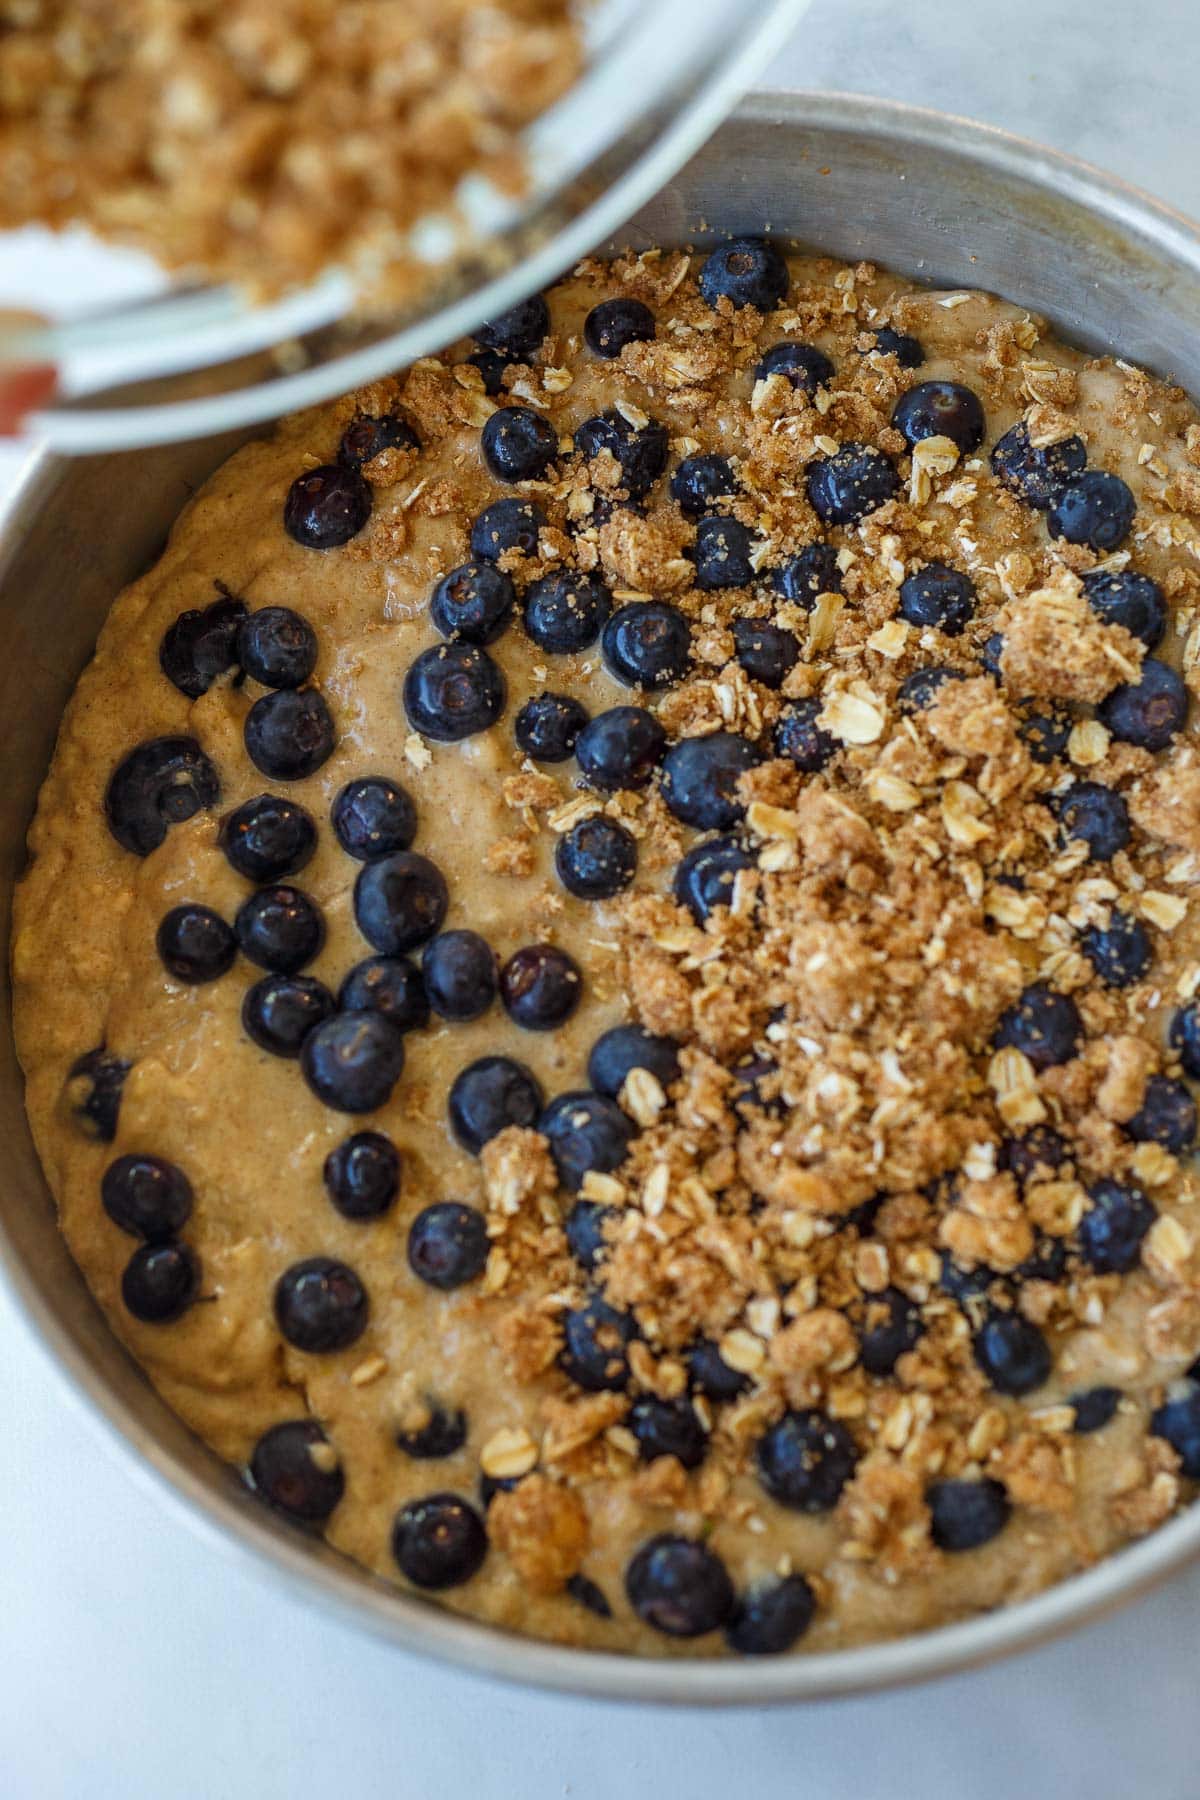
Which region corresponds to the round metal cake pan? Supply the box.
[5,91,1200,1706]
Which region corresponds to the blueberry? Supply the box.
[584,297,655,358]
[448,1055,543,1154]
[337,411,420,468]
[396,1405,468,1460]
[283,464,372,549]
[601,602,691,688]
[973,1313,1052,1395]
[583,493,644,532]
[1000,1126,1067,1187]
[670,453,736,519]
[392,1492,487,1589]
[1083,569,1166,650]
[871,326,924,368]
[1081,909,1152,987]
[160,589,246,697]
[1151,1382,1200,1477]
[480,406,557,483]
[66,1047,130,1142]
[1055,781,1130,861]
[771,543,843,606]
[893,380,985,454]
[755,1410,858,1511]
[573,410,668,499]
[105,736,220,856]
[275,1256,367,1352]
[732,1054,784,1121]
[540,1091,635,1193]
[249,1420,345,1522]
[692,514,756,590]
[1020,707,1074,764]
[564,1200,614,1271]
[242,973,335,1057]
[673,833,755,922]
[470,497,545,563]
[1048,470,1136,550]
[844,1193,887,1236]
[628,1397,708,1469]
[407,1202,488,1290]
[514,691,588,762]
[101,1154,192,1241]
[626,1533,735,1638]
[1126,1074,1196,1152]
[555,815,637,901]
[990,420,1086,509]
[467,348,509,397]
[899,562,977,636]
[775,697,837,773]
[566,1573,612,1618]
[221,794,316,882]
[896,666,965,714]
[523,570,613,653]
[980,632,1005,679]
[1070,1385,1121,1434]
[475,295,549,360]
[238,607,317,689]
[121,1241,200,1323]
[244,688,336,781]
[726,1576,816,1655]
[588,1024,680,1099]
[338,955,429,1032]
[698,237,789,312]
[927,1477,1011,1551]
[755,340,833,395]
[1016,1235,1068,1285]
[687,1337,751,1402]
[354,852,448,954]
[429,561,516,646]
[939,1253,997,1307]
[421,930,497,1021]
[500,944,583,1029]
[235,884,323,973]
[807,442,899,525]
[994,984,1081,1069]
[732,617,799,689]
[156,904,236,984]
[1099,658,1188,752]
[323,1131,400,1221]
[300,1012,406,1113]
[859,1287,923,1377]
[559,1292,637,1389]
[403,642,505,741]
[1079,1178,1156,1273]
[575,705,665,790]
[331,776,416,861]
[662,732,761,830]
[1170,1002,1200,1078]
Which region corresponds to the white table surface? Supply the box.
[5,2,1200,1794]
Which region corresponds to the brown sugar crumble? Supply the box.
[15,239,1200,1660]
[0,0,582,307]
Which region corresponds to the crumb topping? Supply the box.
[0,0,582,306]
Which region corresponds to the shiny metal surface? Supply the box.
[4,92,1200,1704]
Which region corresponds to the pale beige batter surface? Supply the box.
[15,246,1200,1658]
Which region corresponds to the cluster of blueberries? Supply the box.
[95,565,599,1335]
[73,241,1200,1646]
